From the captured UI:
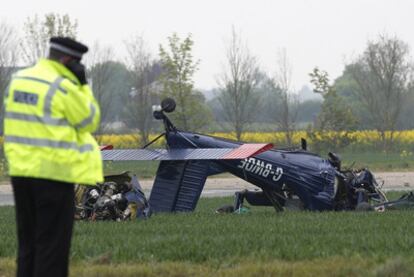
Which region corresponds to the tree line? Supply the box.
[1,14,414,152]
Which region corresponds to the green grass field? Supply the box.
[340,152,414,171]
[1,193,414,276]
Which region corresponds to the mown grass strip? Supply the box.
[1,195,414,264]
[2,256,414,277]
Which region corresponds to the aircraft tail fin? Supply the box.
[149,160,209,213]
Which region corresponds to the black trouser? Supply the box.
[11,177,75,277]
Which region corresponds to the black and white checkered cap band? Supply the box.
[50,42,83,58]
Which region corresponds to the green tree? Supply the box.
[347,34,414,152]
[20,13,78,65]
[307,68,357,152]
[159,33,211,131]
[333,67,369,128]
[296,100,322,124]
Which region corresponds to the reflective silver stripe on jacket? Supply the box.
[5,135,94,153]
[4,112,68,125]
[12,76,67,92]
[75,103,96,129]
[6,76,69,126]
[43,77,69,125]
[13,76,52,86]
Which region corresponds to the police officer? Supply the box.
[3,37,103,277]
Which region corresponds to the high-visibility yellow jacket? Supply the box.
[3,58,103,185]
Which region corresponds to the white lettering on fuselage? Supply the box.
[237,157,283,182]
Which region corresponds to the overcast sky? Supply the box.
[1,0,414,91]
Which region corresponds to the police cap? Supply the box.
[49,37,88,59]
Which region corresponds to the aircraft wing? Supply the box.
[101,143,273,161]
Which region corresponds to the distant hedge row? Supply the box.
[96,130,414,153]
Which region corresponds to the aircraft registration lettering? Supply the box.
[238,157,283,182]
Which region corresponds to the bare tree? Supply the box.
[273,49,299,146]
[0,22,19,132]
[85,41,117,134]
[124,35,161,146]
[349,34,414,152]
[20,13,78,65]
[217,27,262,141]
[0,22,18,93]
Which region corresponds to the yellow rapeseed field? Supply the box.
[96,130,414,150]
[97,134,166,149]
